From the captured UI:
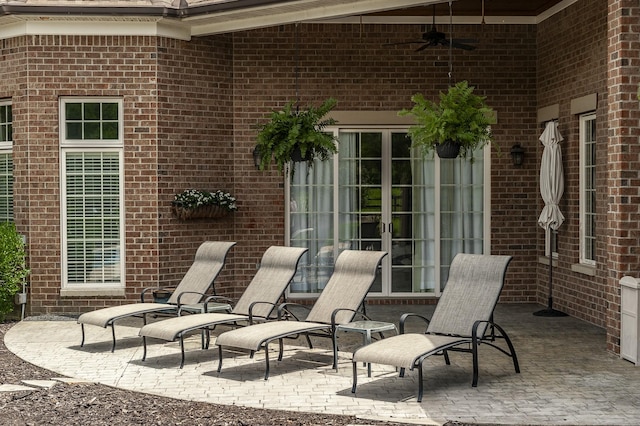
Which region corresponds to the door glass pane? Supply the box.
[390,133,413,292]
[339,132,383,291]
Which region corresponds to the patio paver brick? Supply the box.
[5,304,640,425]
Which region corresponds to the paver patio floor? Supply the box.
[4,303,640,425]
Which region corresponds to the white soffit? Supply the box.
[187,0,447,36]
[0,16,191,40]
[316,15,537,25]
[0,0,580,40]
[536,0,580,23]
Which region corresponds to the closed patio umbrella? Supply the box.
[535,121,567,317]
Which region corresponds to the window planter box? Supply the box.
[172,205,230,221]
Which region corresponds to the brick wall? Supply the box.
[231,22,539,303]
[4,35,239,314]
[155,35,237,296]
[2,8,614,331]
[537,0,609,327]
[605,0,640,353]
[17,35,163,313]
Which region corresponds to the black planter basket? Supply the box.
[291,145,314,163]
[436,140,462,159]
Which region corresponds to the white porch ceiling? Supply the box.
[185,0,448,36]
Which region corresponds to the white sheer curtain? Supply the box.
[289,157,334,293]
[338,132,358,249]
[411,149,436,292]
[439,150,485,290]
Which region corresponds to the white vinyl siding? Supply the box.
[60,98,124,288]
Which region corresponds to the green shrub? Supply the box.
[0,223,29,321]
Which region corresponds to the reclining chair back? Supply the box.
[167,241,237,305]
[304,249,387,325]
[426,253,512,338]
[231,246,308,317]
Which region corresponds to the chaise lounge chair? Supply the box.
[137,245,308,368]
[77,241,236,352]
[351,253,518,402]
[215,249,387,380]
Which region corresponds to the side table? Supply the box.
[335,320,397,377]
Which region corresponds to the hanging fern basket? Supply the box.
[435,140,462,159]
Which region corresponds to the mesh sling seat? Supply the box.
[138,246,308,368]
[351,253,519,402]
[77,241,236,352]
[215,249,387,380]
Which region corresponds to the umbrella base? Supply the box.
[534,297,568,317]
[533,308,568,317]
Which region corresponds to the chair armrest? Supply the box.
[276,302,310,320]
[247,301,278,324]
[472,319,499,343]
[175,290,208,307]
[330,307,370,327]
[140,286,173,302]
[203,295,233,312]
[399,312,431,334]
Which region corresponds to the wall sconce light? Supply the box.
[510,143,524,167]
[252,146,261,169]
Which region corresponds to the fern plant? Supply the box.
[255,98,338,176]
[400,81,497,159]
[0,222,29,321]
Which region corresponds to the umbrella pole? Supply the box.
[534,230,568,317]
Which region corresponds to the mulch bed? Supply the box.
[0,321,472,426]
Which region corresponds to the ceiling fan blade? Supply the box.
[384,40,428,46]
[453,38,479,44]
[450,40,477,50]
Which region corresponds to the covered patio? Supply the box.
[5,303,639,425]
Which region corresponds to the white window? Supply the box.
[579,113,596,265]
[0,100,13,222]
[60,98,124,288]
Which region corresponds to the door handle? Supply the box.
[388,222,393,234]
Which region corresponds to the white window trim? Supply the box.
[0,99,12,150]
[59,97,125,290]
[579,112,596,267]
[59,97,124,148]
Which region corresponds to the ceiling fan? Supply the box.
[387,4,477,51]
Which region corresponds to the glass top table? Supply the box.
[336,320,397,377]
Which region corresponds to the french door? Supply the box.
[288,127,488,297]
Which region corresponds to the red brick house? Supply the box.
[0,0,636,356]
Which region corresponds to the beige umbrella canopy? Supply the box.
[535,121,567,317]
[538,121,565,231]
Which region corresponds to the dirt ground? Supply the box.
[1,320,464,426]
